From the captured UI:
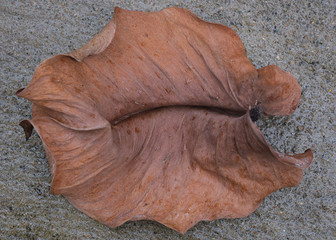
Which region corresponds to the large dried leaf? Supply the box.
[17,7,313,233]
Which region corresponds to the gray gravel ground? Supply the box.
[1,0,335,239]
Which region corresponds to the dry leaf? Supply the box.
[17,7,313,233]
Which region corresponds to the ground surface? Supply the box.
[1,0,335,239]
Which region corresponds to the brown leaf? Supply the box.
[17,7,313,233]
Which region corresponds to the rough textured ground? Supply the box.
[1,0,335,239]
